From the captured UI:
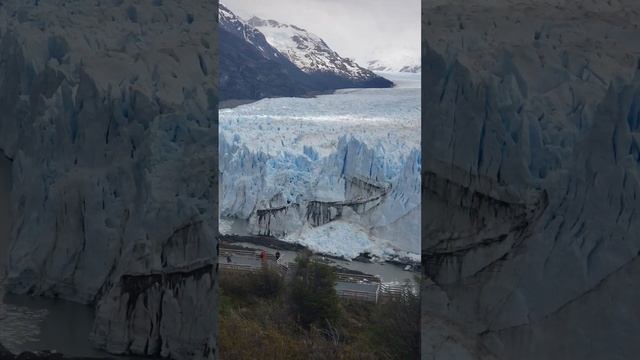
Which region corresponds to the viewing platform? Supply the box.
[219,245,415,303]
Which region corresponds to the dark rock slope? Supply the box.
[218,4,312,101]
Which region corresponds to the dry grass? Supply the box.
[218,264,420,359]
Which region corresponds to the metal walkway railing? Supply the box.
[219,247,416,303]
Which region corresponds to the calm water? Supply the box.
[222,217,418,284]
[0,289,107,357]
[0,154,116,358]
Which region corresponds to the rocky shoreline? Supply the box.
[220,234,421,270]
[219,234,306,252]
[218,89,339,110]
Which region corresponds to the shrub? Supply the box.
[220,265,284,301]
[218,250,419,359]
[253,265,285,298]
[289,252,341,329]
[366,282,420,359]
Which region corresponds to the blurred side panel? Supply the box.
[0,1,219,359]
[421,0,640,359]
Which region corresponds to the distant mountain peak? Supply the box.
[247,16,385,82]
[366,59,422,73]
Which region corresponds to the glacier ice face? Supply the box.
[91,223,216,360]
[286,221,377,260]
[0,1,217,359]
[422,1,640,359]
[220,76,421,259]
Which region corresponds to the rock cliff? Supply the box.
[422,1,640,359]
[0,1,218,359]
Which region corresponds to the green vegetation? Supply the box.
[289,252,341,329]
[219,253,420,359]
[220,265,284,302]
[366,285,421,358]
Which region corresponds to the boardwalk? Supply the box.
[334,272,381,302]
[220,247,288,275]
[219,246,397,303]
[335,281,379,302]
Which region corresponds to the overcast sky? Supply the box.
[224,0,420,65]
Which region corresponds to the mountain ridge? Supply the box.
[219,4,392,101]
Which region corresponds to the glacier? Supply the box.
[220,72,421,261]
[0,1,217,359]
[421,1,640,359]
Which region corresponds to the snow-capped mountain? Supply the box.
[364,48,421,73]
[219,4,283,61]
[218,4,312,101]
[218,4,392,101]
[366,59,421,73]
[247,16,393,89]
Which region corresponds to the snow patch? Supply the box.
[286,221,375,260]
